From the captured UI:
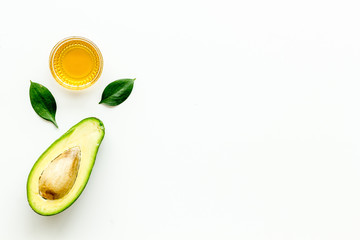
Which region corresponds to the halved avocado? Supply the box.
[27,117,105,216]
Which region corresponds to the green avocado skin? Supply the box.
[27,117,105,216]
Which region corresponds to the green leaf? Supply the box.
[99,78,135,106]
[29,81,58,128]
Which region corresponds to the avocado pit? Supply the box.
[39,146,81,200]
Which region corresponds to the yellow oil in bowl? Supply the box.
[49,37,103,90]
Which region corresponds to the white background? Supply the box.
[1,0,360,239]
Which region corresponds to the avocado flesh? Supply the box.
[27,117,105,216]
